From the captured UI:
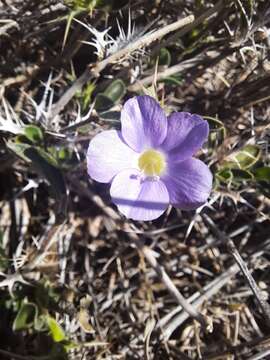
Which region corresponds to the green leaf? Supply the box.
[62,10,78,50]
[216,169,233,183]
[0,231,8,271]
[26,148,66,198]
[103,79,126,103]
[47,316,66,342]
[203,116,226,137]
[57,148,72,162]
[231,169,254,181]
[223,145,261,170]
[24,125,44,143]
[7,141,33,162]
[98,110,120,122]
[8,140,58,167]
[81,82,95,110]
[13,302,38,331]
[0,248,8,271]
[7,141,66,200]
[161,75,183,86]
[158,48,171,66]
[253,167,270,182]
[94,93,114,112]
[34,314,47,332]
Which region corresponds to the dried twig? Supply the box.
[159,262,240,339]
[228,239,270,325]
[247,348,270,360]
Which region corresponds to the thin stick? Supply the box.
[159,263,239,339]
[247,348,270,360]
[142,245,210,329]
[228,239,270,325]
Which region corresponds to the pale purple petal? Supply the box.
[121,95,167,152]
[110,169,169,220]
[161,112,209,162]
[87,130,138,183]
[162,158,212,210]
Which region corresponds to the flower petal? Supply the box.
[87,130,138,183]
[161,112,209,162]
[162,158,212,210]
[110,169,169,220]
[121,95,167,152]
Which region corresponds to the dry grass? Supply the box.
[0,0,270,359]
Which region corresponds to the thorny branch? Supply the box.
[50,14,194,119]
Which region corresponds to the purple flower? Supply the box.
[87,95,212,221]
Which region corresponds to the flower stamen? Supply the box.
[138,149,166,176]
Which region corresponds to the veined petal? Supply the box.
[162,158,212,210]
[87,130,138,183]
[110,169,169,221]
[161,112,209,162]
[121,95,167,152]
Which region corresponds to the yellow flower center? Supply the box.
[138,149,166,176]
